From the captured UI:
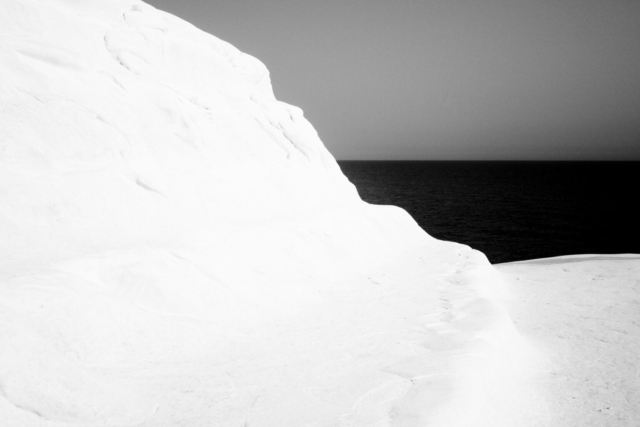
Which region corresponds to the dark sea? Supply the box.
[337,161,639,264]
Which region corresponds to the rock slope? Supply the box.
[1,1,544,425]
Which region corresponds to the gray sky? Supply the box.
[146,0,640,160]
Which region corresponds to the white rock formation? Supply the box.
[496,255,640,427]
[1,1,636,426]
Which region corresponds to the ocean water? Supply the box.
[338,161,639,264]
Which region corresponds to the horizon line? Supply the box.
[335,159,640,162]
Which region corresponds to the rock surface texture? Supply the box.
[1,1,637,426]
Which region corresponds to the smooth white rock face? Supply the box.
[0,1,635,426]
[496,255,640,427]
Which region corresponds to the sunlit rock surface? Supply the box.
[496,255,640,427]
[0,1,637,426]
